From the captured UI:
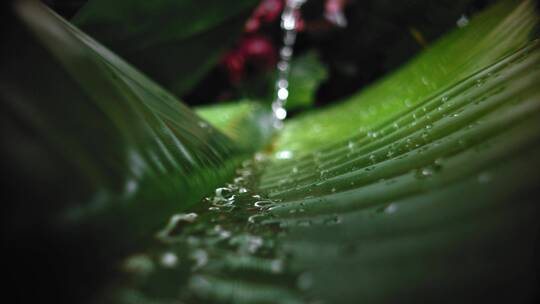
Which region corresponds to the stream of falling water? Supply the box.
[272,0,307,127]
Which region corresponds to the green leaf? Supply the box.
[285,51,328,110]
[72,0,259,96]
[238,51,328,111]
[90,1,539,303]
[196,100,274,151]
[1,1,265,294]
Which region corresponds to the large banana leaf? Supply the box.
[2,0,540,303]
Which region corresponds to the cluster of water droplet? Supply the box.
[118,151,305,302]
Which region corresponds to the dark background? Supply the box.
[43,0,502,111]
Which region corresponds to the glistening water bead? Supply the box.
[271,0,307,126]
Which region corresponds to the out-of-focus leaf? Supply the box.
[196,100,274,151]
[286,51,328,110]
[72,0,259,96]
[240,51,328,111]
[0,1,267,301]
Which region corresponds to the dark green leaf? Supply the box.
[72,0,259,96]
[1,2,265,299]
[286,51,328,110]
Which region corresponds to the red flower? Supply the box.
[222,35,277,83]
[221,50,245,83]
[240,35,277,69]
[222,0,348,83]
[245,0,284,33]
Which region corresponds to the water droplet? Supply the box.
[404,99,414,107]
[208,225,231,240]
[384,203,398,214]
[323,215,341,225]
[229,234,264,254]
[270,259,284,274]
[282,14,296,30]
[248,214,267,224]
[156,213,198,242]
[274,107,287,120]
[215,187,233,199]
[234,176,245,184]
[190,249,208,270]
[457,14,469,28]
[123,179,138,198]
[276,150,293,159]
[160,252,178,268]
[367,131,379,138]
[254,200,275,209]
[123,254,154,274]
[414,162,442,179]
[277,88,289,100]
[320,169,329,179]
[420,167,434,177]
[277,60,289,72]
[280,46,293,58]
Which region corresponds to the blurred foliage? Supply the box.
[303,0,498,104]
[196,101,275,151]
[183,0,503,108]
[1,1,267,301]
[238,51,328,111]
[282,51,328,110]
[71,0,259,97]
